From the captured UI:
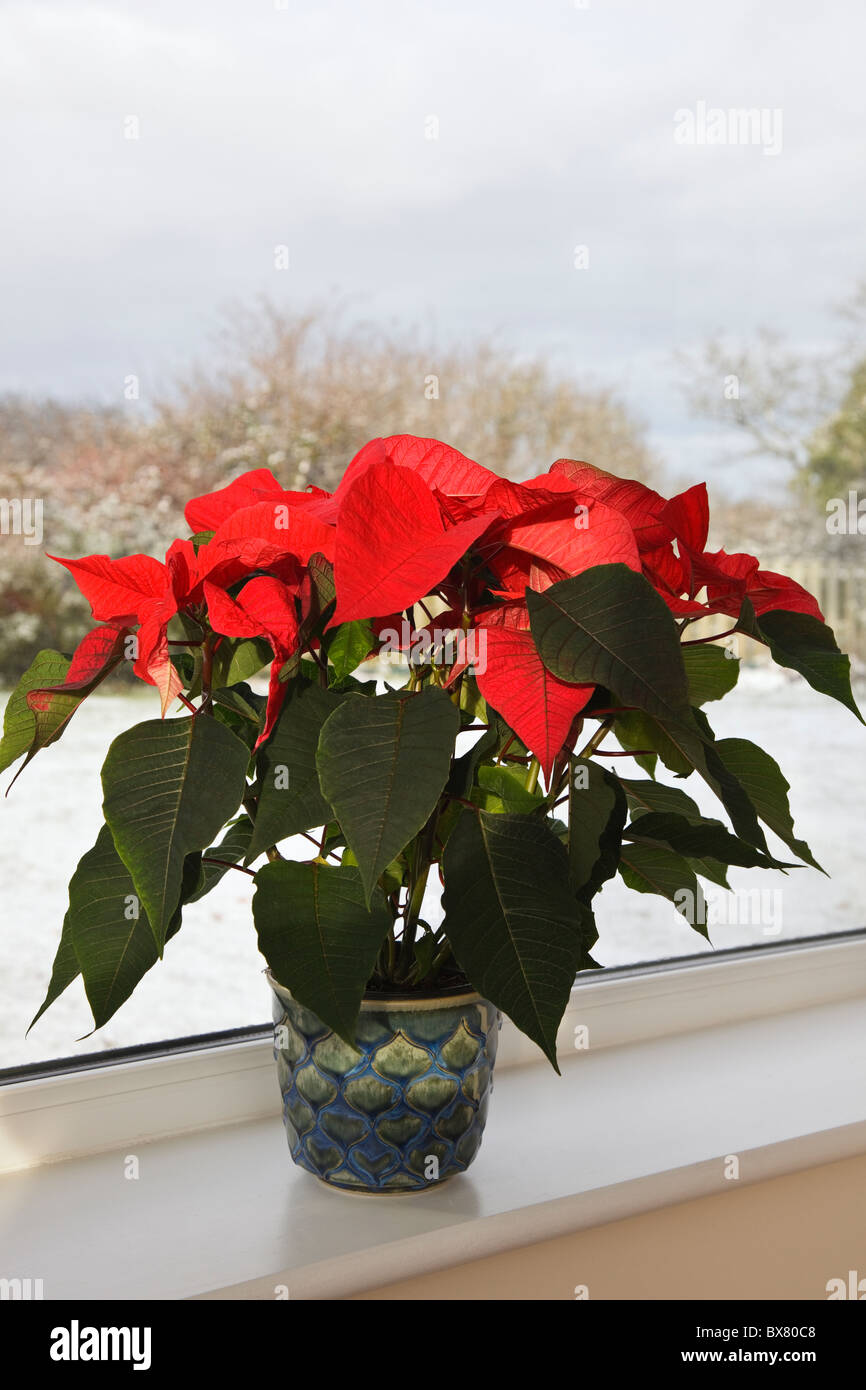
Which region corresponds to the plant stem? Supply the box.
[199,632,216,714]
[524,757,541,794]
[299,831,341,863]
[681,626,739,646]
[428,940,452,977]
[578,716,614,760]
[201,857,256,878]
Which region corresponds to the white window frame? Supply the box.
[1,931,864,1177]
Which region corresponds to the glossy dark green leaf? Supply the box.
[190,816,256,900]
[568,757,627,903]
[624,811,791,869]
[619,777,704,822]
[317,687,459,905]
[527,565,693,727]
[246,681,350,862]
[714,737,825,872]
[28,914,80,1033]
[442,810,586,1069]
[29,826,198,1032]
[619,777,731,886]
[686,855,731,889]
[615,707,770,855]
[101,716,249,952]
[740,602,863,723]
[618,843,707,939]
[252,860,391,1045]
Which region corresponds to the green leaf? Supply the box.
[29,826,199,1032]
[615,707,770,855]
[190,816,256,900]
[470,764,542,815]
[101,716,250,952]
[615,710,669,776]
[740,603,863,723]
[619,777,731,886]
[448,726,499,799]
[442,810,587,1069]
[682,645,740,705]
[27,915,81,1033]
[714,737,825,872]
[686,855,731,889]
[212,683,265,727]
[211,637,272,689]
[317,687,459,905]
[575,899,602,970]
[246,681,351,863]
[458,676,487,721]
[623,811,791,869]
[618,843,707,939]
[252,860,391,1046]
[327,620,374,684]
[412,928,438,981]
[568,757,627,902]
[308,552,336,615]
[619,777,704,822]
[341,846,404,895]
[527,565,693,728]
[0,650,70,774]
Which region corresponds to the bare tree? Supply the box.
[156,300,658,493]
[677,280,866,499]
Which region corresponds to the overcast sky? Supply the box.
[2,0,865,495]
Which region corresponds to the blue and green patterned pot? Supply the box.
[268,975,501,1193]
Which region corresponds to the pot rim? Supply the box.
[264,969,485,1012]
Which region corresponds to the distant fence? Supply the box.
[763,557,865,663]
[685,558,866,666]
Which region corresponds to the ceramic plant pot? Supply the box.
[268,974,501,1193]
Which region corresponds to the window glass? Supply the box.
[2,1,863,1069]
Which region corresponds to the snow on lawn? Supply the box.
[1,667,863,1069]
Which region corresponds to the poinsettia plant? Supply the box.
[2,435,861,1068]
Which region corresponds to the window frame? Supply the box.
[2,929,864,1177]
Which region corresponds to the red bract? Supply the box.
[46,435,823,766]
[340,435,497,503]
[549,458,673,552]
[473,625,593,780]
[48,552,170,621]
[185,469,330,534]
[685,548,824,621]
[25,622,130,731]
[197,501,335,588]
[50,541,201,713]
[205,575,304,744]
[331,460,498,625]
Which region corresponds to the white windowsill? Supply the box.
[1,937,865,1300]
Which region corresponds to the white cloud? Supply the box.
[1,0,864,495]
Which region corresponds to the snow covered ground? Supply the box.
[1,666,863,1070]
